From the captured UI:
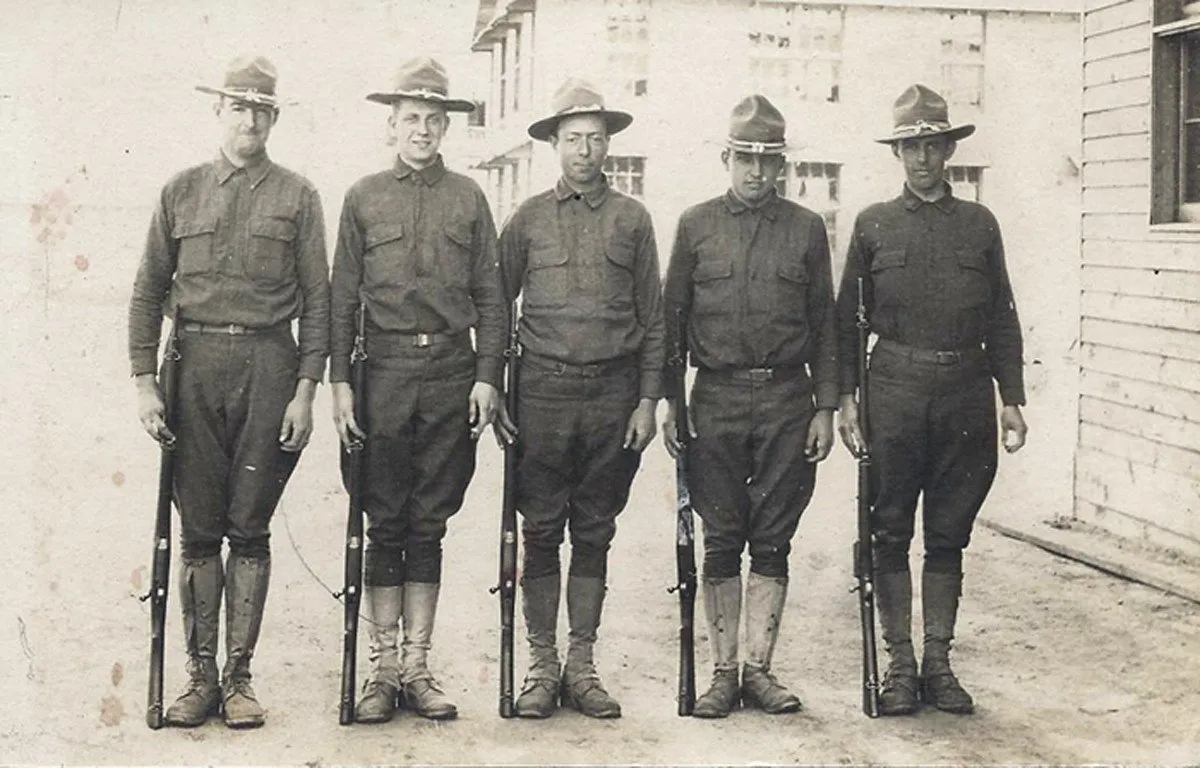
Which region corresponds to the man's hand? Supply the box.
[279,379,317,453]
[136,373,175,445]
[805,408,834,463]
[492,399,518,449]
[331,381,366,448]
[468,381,504,441]
[623,397,658,452]
[662,399,698,459]
[1001,404,1028,454]
[837,393,866,457]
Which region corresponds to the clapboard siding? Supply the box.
[1082,238,1198,270]
[1082,184,1150,213]
[1082,158,1148,188]
[1084,49,1150,87]
[1081,343,1200,394]
[1081,265,1200,301]
[1083,75,1149,113]
[1080,0,1198,557]
[1075,447,1200,542]
[1082,317,1200,361]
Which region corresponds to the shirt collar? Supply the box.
[554,176,610,209]
[214,149,273,188]
[901,181,958,213]
[393,154,447,186]
[722,188,780,220]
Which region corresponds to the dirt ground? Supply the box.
[2,299,1199,766]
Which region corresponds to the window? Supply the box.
[605,0,650,97]
[511,26,522,113]
[946,165,983,202]
[938,11,984,108]
[777,161,841,251]
[747,2,843,104]
[1152,1,1200,223]
[497,38,508,120]
[604,156,646,198]
[467,101,486,128]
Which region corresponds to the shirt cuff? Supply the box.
[998,382,1027,407]
[130,351,158,378]
[298,355,327,384]
[639,370,665,400]
[475,354,503,390]
[814,381,840,410]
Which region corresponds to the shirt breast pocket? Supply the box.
[524,240,570,309]
[603,234,637,310]
[869,247,908,305]
[954,248,992,307]
[442,221,474,290]
[363,222,409,288]
[248,217,297,288]
[173,218,217,276]
[691,256,733,316]
[774,261,810,316]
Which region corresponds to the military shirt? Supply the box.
[662,190,840,410]
[499,177,666,400]
[128,151,331,382]
[835,183,1026,406]
[329,156,507,387]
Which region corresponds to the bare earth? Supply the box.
[3,299,1200,766]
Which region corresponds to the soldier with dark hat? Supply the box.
[329,56,508,724]
[835,84,1028,716]
[129,55,331,728]
[499,78,665,720]
[662,94,837,719]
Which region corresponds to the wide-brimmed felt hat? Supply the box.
[718,94,799,155]
[195,55,281,108]
[876,84,975,144]
[527,78,633,142]
[367,56,475,112]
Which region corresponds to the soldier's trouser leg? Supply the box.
[517,358,638,719]
[172,327,299,730]
[867,344,996,715]
[690,372,814,716]
[164,556,223,727]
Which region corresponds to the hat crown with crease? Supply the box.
[878,83,975,144]
[726,94,789,154]
[527,78,633,141]
[195,55,279,107]
[366,56,475,112]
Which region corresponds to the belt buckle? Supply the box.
[748,367,774,382]
[934,351,960,365]
[414,333,433,348]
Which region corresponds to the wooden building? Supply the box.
[1078,0,1200,557]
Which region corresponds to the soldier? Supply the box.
[499,79,665,720]
[329,57,508,723]
[835,84,1029,716]
[128,55,330,728]
[662,95,837,719]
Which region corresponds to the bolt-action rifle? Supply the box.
[338,303,369,725]
[853,277,881,718]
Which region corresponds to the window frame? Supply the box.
[603,155,647,198]
[747,1,844,104]
[1151,3,1200,225]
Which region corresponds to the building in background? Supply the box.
[470,0,1085,543]
[1076,0,1200,557]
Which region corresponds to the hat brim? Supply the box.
[876,123,975,144]
[366,91,476,112]
[195,85,281,108]
[528,109,633,142]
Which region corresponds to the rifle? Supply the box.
[667,307,696,717]
[338,304,369,726]
[853,277,881,718]
[494,301,520,718]
[144,318,181,730]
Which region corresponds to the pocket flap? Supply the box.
[365,223,405,249]
[777,261,809,283]
[871,248,906,271]
[693,259,733,282]
[446,222,473,249]
[529,243,569,269]
[956,248,988,272]
[173,218,216,239]
[251,217,297,242]
[605,235,637,269]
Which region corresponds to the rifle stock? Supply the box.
[145,320,181,730]
[338,304,368,726]
[854,277,881,718]
[496,301,520,718]
[669,308,697,717]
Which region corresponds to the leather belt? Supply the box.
[875,339,984,366]
[372,330,459,348]
[703,365,807,382]
[180,322,278,336]
[522,351,634,377]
